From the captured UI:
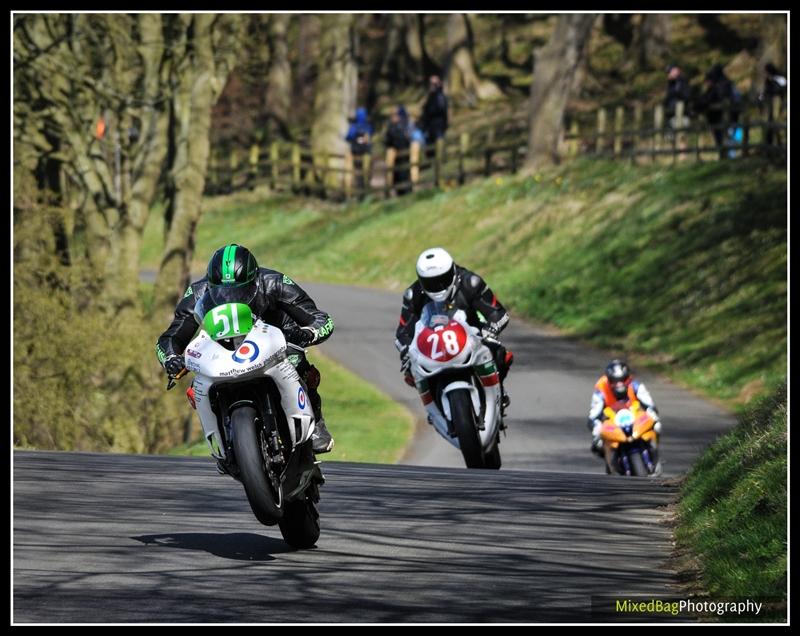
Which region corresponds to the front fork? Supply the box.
[414,358,501,448]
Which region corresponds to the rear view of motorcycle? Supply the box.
[168,299,324,549]
[405,301,505,469]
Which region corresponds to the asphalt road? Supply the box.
[20,278,739,623]
[301,282,737,476]
[13,451,681,623]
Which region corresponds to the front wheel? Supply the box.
[449,390,485,468]
[629,451,648,477]
[279,497,320,549]
[483,442,502,470]
[231,407,282,526]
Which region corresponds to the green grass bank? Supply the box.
[674,382,787,621]
[143,156,787,409]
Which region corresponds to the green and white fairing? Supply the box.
[184,301,315,460]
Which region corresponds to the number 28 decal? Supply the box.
[417,322,468,361]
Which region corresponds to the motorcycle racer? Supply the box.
[156,243,336,455]
[588,359,662,457]
[395,247,514,416]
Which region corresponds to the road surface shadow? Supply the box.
[131,532,295,561]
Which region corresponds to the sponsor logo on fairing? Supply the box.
[232,340,260,364]
[187,349,202,359]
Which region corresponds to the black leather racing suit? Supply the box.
[395,265,512,382]
[156,268,334,420]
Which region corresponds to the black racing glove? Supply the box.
[164,354,185,376]
[399,345,411,373]
[297,327,317,348]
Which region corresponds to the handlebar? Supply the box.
[166,366,189,391]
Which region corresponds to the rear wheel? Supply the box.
[279,496,320,549]
[449,390,485,469]
[231,407,282,526]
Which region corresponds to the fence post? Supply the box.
[318,150,329,197]
[741,109,751,157]
[344,152,353,200]
[410,141,420,189]
[435,137,444,188]
[362,153,372,198]
[674,100,686,163]
[769,95,782,146]
[248,141,260,189]
[385,147,396,197]
[458,132,469,184]
[568,120,579,157]
[484,126,495,177]
[269,142,279,190]
[291,143,301,192]
[596,108,606,155]
[227,147,239,193]
[633,101,643,158]
[613,106,624,157]
[653,104,664,162]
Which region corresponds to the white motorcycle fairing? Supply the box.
[184,318,315,460]
[408,310,502,452]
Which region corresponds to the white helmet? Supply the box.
[416,247,457,302]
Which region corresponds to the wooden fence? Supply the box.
[205,96,786,201]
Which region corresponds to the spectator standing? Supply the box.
[419,75,449,145]
[345,107,374,193]
[663,64,692,158]
[385,105,413,196]
[698,64,743,159]
[759,62,787,146]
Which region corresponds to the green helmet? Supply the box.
[206,244,259,306]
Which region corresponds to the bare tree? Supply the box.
[636,14,671,70]
[444,13,502,105]
[310,14,358,194]
[265,13,292,138]
[524,14,597,172]
[152,14,243,317]
[403,14,441,82]
[14,13,171,313]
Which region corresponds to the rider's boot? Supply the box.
[308,385,334,454]
[311,418,334,454]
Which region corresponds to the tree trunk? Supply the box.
[14,13,170,313]
[265,14,292,139]
[294,15,321,124]
[152,14,242,318]
[403,14,441,83]
[524,14,597,172]
[310,14,358,194]
[445,13,502,106]
[637,14,671,70]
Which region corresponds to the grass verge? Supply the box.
[673,382,787,621]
